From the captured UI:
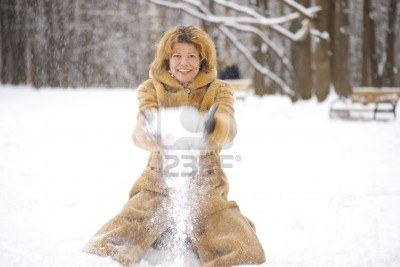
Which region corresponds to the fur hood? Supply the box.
[149,25,218,91]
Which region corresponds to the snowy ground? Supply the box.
[0,85,399,267]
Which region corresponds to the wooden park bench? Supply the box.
[225,79,253,100]
[330,87,400,120]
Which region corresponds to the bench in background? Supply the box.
[225,79,253,100]
[330,87,400,120]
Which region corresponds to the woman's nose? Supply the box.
[180,57,189,65]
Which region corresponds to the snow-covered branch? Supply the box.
[149,0,210,21]
[223,22,294,73]
[209,0,316,42]
[150,0,295,96]
[151,0,317,29]
[269,21,310,42]
[310,29,330,42]
[182,0,294,74]
[279,0,322,19]
[148,0,323,96]
[218,25,294,96]
[188,0,294,94]
[211,0,304,26]
[211,0,317,26]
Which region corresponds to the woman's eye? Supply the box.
[173,54,181,58]
[189,54,197,58]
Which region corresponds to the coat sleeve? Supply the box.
[131,80,160,152]
[208,82,237,147]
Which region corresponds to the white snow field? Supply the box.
[0,85,399,267]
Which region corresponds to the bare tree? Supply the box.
[150,0,322,98]
[382,0,397,87]
[329,0,350,97]
[361,0,379,87]
[290,0,312,100]
[201,0,214,34]
[252,0,269,95]
[2,0,397,99]
[313,0,330,102]
[30,0,49,87]
[44,0,58,87]
[0,0,26,84]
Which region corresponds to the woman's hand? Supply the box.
[132,109,161,152]
[140,109,161,145]
[204,104,219,135]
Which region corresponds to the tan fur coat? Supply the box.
[84,51,265,267]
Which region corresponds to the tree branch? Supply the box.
[223,22,294,73]
[150,0,295,96]
[279,0,322,19]
[211,0,319,41]
[211,0,302,25]
[183,0,294,95]
[183,0,294,74]
[151,0,317,28]
[218,25,294,96]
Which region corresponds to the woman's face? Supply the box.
[169,42,200,84]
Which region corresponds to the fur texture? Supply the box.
[84,26,265,267]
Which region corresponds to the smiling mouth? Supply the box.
[178,69,191,73]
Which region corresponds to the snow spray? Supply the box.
[142,106,209,265]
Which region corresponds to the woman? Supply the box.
[84,25,265,267]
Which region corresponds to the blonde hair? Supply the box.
[150,25,217,75]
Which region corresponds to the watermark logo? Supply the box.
[159,154,243,177]
[142,106,241,175]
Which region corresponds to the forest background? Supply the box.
[0,0,399,101]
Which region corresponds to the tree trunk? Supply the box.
[330,0,351,97]
[328,0,335,92]
[298,0,312,100]
[383,0,397,87]
[79,1,92,87]
[54,1,69,87]
[43,1,58,87]
[201,0,214,34]
[253,0,269,95]
[290,0,312,100]
[0,1,9,82]
[313,0,330,102]
[30,0,42,88]
[0,0,16,84]
[13,0,27,84]
[64,0,76,87]
[361,0,379,87]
